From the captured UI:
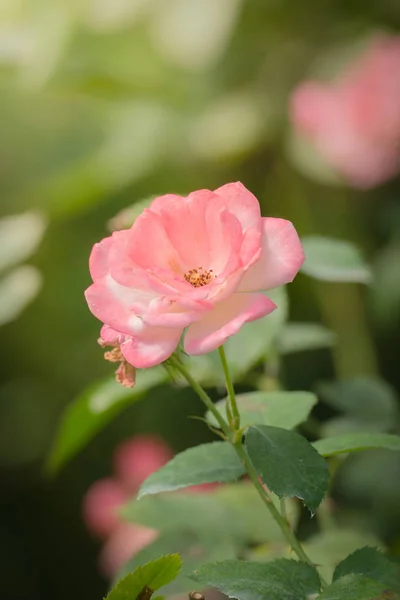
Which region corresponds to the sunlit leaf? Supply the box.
[301,236,372,283]
[0,211,47,274]
[0,266,42,326]
[106,554,181,600]
[278,322,336,354]
[207,391,317,430]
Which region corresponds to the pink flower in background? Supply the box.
[85,182,304,370]
[99,523,158,579]
[114,435,173,492]
[82,478,128,538]
[290,36,400,189]
[82,434,173,577]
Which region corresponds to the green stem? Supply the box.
[218,346,240,428]
[233,441,323,576]
[168,355,230,436]
[171,355,326,586]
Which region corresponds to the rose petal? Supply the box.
[184,292,276,355]
[120,324,182,368]
[89,236,114,282]
[238,218,305,292]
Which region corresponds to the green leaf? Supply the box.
[245,425,330,512]
[313,433,400,457]
[300,236,372,283]
[106,554,182,600]
[138,442,245,498]
[207,391,317,431]
[303,529,384,583]
[116,531,236,597]
[223,287,288,378]
[317,377,399,431]
[317,574,389,600]
[46,368,167,473]
[277,322,336,354]
[333,547,400,593]
[122,482,297,545]
[190,558,321,600]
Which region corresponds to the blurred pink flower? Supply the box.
[82,478,128,538]
[85,182,304,369]
[99,523,158,579]
[290,36,400,188]
[114,434,174,492]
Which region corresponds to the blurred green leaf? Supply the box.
[317,377,400,431]
[245,425,330,512]
[138,442,244,498]
[300,236,372,283]
[303,529,383,583]
[190,559,322,600]
[123,482,295,545]
[107,196,157,231]
[286,131,343,187]
[314,433,400,457]
[333,547,400,593]
[370,240,400,330]
[47,367,167,473]
[207,391,317,430]
[317,574,389,600]
[0,266,42,326]
[0,211,47,273]
[277,322,336,354]
[106,554,181,600]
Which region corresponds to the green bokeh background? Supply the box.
[0,1,399,598]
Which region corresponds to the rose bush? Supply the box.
[85,182,304,370]
[290,35,400,189]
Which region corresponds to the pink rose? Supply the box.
[290,36,400,189]
[85,182,304,368]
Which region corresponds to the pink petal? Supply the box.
[213,182,261,232]
[214,182,262,267]
[89,236,113,281]
[238,218,304,292]
[144,295,212,328]
[85,276,153,336]
[129,209,185,272]
[184,292,276,355]
[120,324,182,368]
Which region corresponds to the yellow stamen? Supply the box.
[184,266,214,288]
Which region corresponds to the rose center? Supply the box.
[184,266,214,287]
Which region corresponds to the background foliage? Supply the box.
[1,1,400,599]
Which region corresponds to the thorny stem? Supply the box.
[218,346,240,429]
[171,353,327,588]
